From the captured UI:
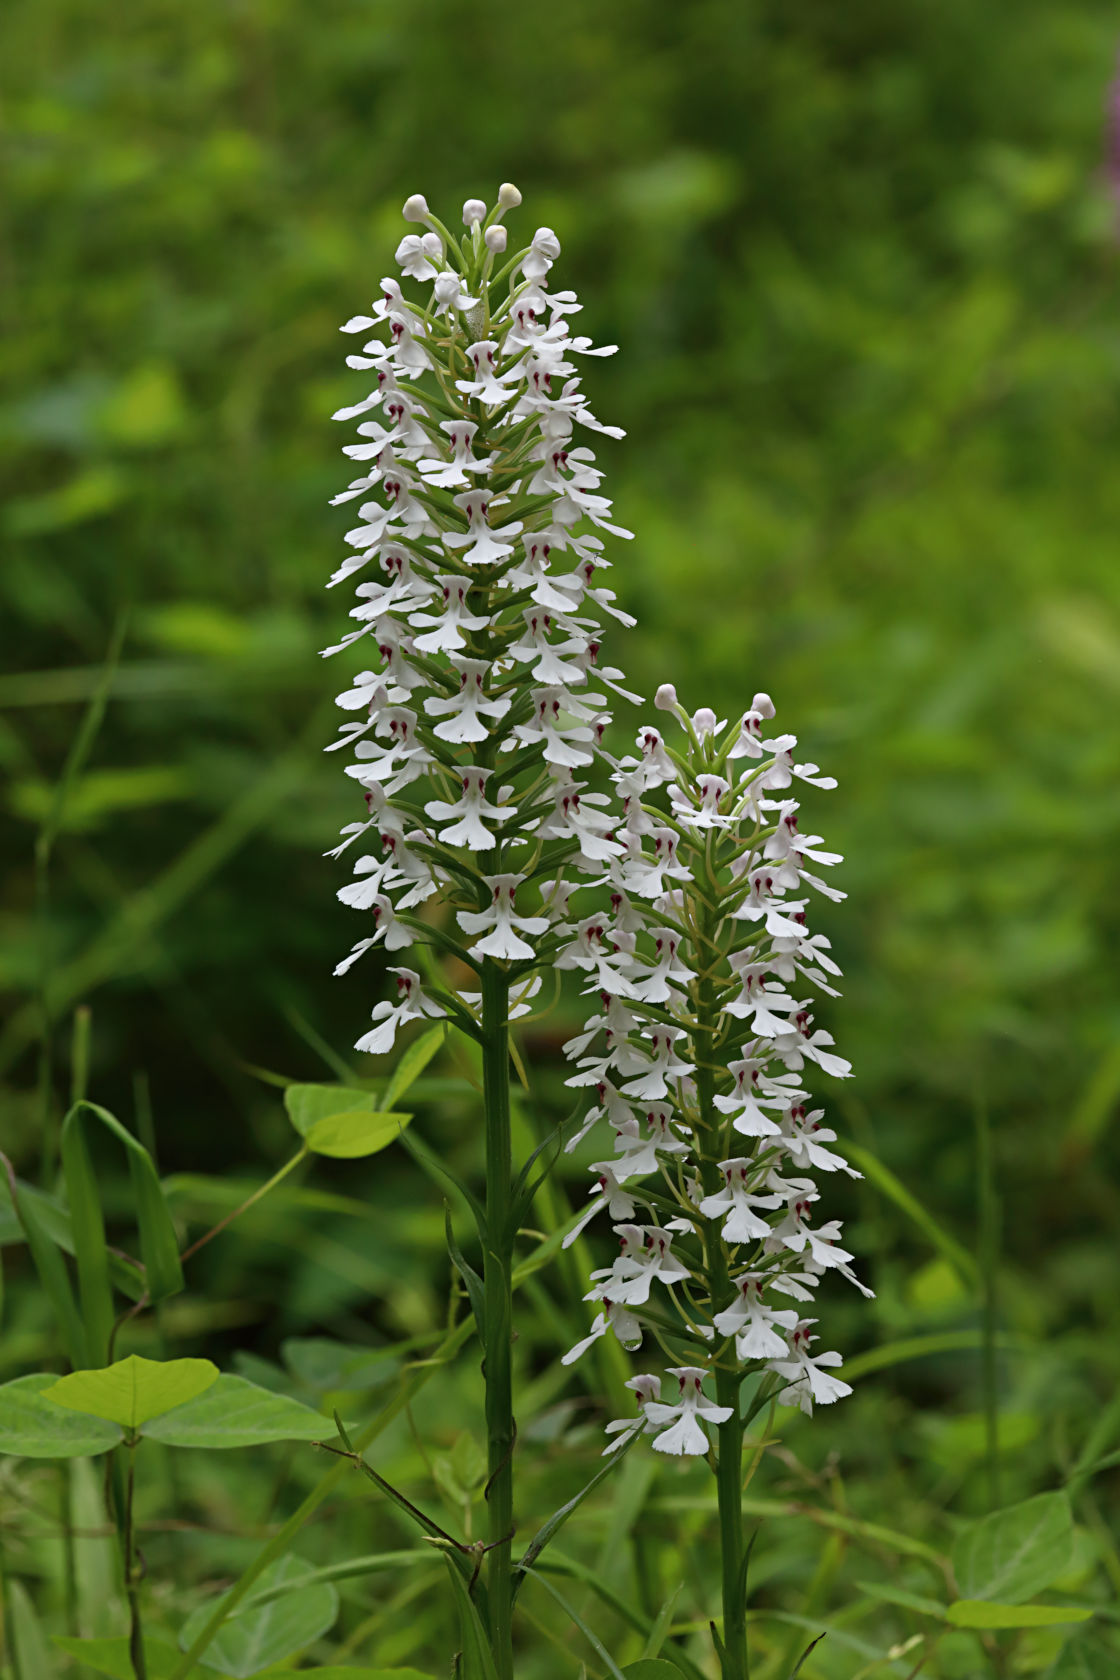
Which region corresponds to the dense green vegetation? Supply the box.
[2,1,1119,1675]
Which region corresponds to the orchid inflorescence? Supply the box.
[324,184,638,1039]
[557,686,871,1454]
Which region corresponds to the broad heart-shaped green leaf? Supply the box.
[53,1633,184,1679]
[284,1083,377,1139]
[0,1373,122,1457]
[178,1555,340,1677]
[44,1355,219,1430]
[948,1601,1093,1629]
[953,1492,1074,1604]
[304,1109,413,1159]
[143,1374,330,1448]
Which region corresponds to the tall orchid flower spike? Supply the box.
[324,188,635,1680]
[557,689,868,1680]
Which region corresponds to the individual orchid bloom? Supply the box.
[602,1374,663,1453]
[537,775,619,865]
[394,230,442,280]
[560,1296,643,1366]
[456,874,549,962]
[443,490,523,567]
[775,1104,860,1177]
[630,933,691,1005]
[711,1058,787,1137]
[431,270,480,316]
[588,1223,691,1307]
[617,1027,694,1101]
[515,686,596,768]
[768,1321,852,1414]
[561,1159,640,1247]
[766,1184,873,1296]
[332,894,413,976]
[424,767,505,850]
[423,657,511,744]
[698,1159,784,1245]
[722,959,799,1038]
[416,420,492,488]
[409,577,491,654]
[712,1276,799,1361]
[669,773,731,831]
[354,968,446,1055]
[456,339,513,404]
[769,1009,853,1080]
[642,1367,734,1457]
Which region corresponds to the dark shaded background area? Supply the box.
[2,1,1119,1672]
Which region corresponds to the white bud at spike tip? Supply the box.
[752,692,776,719]
[498,182,522,209]
[402,194,430,223]
[484,225,507,254]
[654,683,679,713]
[462,198,487,227]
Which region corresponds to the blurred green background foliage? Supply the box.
[2,0,1120,1674]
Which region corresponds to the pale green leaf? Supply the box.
[953,1492,1074,1603]
[44,1355,219,1430]
[381,1024,445,1111]
[948,1601,1093,1629]
[0,1373,121,1457]
[284,1084,376,1139]
[178,1555,339,1677]
[143,1374,330,1448]
[304,1109,413,1159]
[623,1663,684,1679]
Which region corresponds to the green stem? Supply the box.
[482,959,515,1680]
[694,890,749,1680]
[123,1441,147,1680]
[715,1368,747,1680]
[178,1147,309,1264]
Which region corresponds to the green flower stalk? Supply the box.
[324,185,634,1679]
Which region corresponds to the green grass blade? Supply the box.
[843,1142,978,1288]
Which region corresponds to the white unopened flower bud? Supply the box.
[463,198,487,227]
[433,271,462,306]
[751,692,775,719]
[531,227,561,261]
[691,707,718,739]
[402,194,430,223]
[484,225,507,254]
[498,182,522,209]
[654,683,679,712]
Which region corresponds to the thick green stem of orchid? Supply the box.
[482,959,515,1680]
[694,894,750,1680]
[715,1368,748,1680]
